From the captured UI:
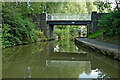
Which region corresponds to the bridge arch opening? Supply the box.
[49,25,88,40]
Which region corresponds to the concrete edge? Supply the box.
[75,38,120,60]
[78,39,118,54]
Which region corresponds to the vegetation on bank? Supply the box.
[88,2,120,44]
[2,3,47,48]
[97,10,120,39]
[88,29,120,44]
[88,29,103,39]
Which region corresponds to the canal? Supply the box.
[2,39,120,79]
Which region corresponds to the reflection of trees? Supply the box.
[55,39,86,54]
[2,42,48,63]
[2,41,92,78]
[2,42,49,78]
[54,39,79,53]
[3,37,119,78]
[55,39,70,52]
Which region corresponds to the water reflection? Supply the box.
[79,68,108,78]
[54,39,86,54]
[2,40,120,79]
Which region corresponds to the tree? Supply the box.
[93,0,112,13]
[2,2,38,48]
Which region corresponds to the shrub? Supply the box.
[97,10,120,39]
[2,3,38,48]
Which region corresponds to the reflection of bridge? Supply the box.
[46,41,119,78]
[37,12,105,39]
[2,41,119,78]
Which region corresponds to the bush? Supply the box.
[54,26,70,40]
[97,10,120,39]
[2,3,38,48]
[37,30,48,41]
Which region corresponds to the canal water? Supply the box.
[2,39,120,79]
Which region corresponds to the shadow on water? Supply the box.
[2,39,120,79]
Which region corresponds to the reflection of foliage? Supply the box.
[54,25,88,53]
[55,39,70,52]
[54,38,86,53]
[2,42,49,78]
[2,42,48,64]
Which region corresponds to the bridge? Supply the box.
[46,13,92,39]
[29,11,105,40]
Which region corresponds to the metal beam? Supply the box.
[47,20,91,25]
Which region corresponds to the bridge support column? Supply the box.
[48,25,54,40]
[87,23,92,35]
[87,24,90,36]
[91,11,98,33]
[39,13,50,38]
[91,11,106,33]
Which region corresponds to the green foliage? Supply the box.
[86,1,98,13]
[93,1,112,13]
[54,25,87,40]
[37,30,48,41]
[88,29,102,39]
[69,26,80,38]
[2,24,18,48]
[2,2,40,48]
[46,2,98,13]
[97,10,120,38]
[54,25,69,40]
[18,2,46,16]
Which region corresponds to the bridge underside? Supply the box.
[47,20,91,25]
[47,20,92,40]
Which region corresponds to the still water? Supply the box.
[2,39,120,79]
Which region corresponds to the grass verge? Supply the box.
[88,29,120,44]
[88,29,102,39]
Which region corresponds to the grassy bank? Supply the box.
[88,29,120,45]
[88,10,120,45]
[88,29,103,39]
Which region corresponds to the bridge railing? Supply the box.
[46,13,91,21]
